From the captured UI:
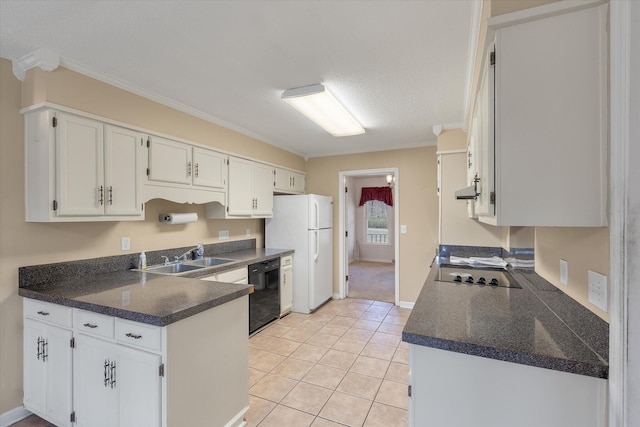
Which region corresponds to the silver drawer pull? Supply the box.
[125,332,142,339]
[37,311,50,316]
[83,323,98,329]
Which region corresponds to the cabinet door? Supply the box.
[193,147,227,189]
[274,168,291,193]
[473,50,495,218]
[23,319,47,415]
[253,162,274,216]
[24,320,73,427]
[117,345,162,427]
[55,113,104,216]
[104,125,143,216]
[280,265,293,316]
[291,172,305,194]
[74,334,119,427]
[227,157,254,215]
[148,136,192,185]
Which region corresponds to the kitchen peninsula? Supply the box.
[18,239,293,427]
[403,259,608,427]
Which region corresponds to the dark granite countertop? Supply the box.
[19,243,293,326]
[402,259,609,379]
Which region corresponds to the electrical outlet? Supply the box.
[588,270,608,312]
[401,225,407,234]
[219,230,229,240]
[559,259,568,285]
[246,229,251,237]
[121,237,131,251]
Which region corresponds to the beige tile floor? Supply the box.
[247,298,411,427]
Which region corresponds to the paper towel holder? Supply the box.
[159,213,198,224]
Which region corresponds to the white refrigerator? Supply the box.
[266,194,333,313]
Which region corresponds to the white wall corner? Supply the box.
[463,0,483,130]
[0,406,31,427]
[12,48,60,81]
[399,301,415,309]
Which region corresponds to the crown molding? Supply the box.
[12,48,59,81]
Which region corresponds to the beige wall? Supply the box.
[306,147,439,304]
[0,59,305,413]
[536,227,610,321]
[436,128,468,151]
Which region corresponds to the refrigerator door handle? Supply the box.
[313,199,319,230]
[314,230,319,262]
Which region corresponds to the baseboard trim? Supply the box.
[224,405,248,427]
[0,406,31,427]
[399,301,415,309]
[333,293,343,300]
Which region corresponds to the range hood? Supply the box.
[455,174,480,200]
[455,185,478,200]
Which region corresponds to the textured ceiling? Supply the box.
[0,0,476,158]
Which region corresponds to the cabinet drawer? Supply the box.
[281,255,292,267]
[23,299,72,328]
[214,267,248,283]
[74,310,114,339]
[115,318,162,352]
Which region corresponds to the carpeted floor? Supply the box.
[347,261,395,303]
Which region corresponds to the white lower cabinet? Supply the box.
[280,256,293,316]
[24,297,249,427]
[74,333,162,427]
[408,344,607,427]
[23,318,73,427]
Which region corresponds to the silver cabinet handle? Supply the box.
[195,162,199,178]
[37,310,49,316]
[187,161,192,177]
[110,361,116,389]
[37,337,44,360]
[83,323,98,329]
[104,359,109,387]
[108,186,113,205]
[125,332,142,339]
[99,185,104,205]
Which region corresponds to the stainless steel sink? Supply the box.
[188,257,235,267]
[143,263,205,274]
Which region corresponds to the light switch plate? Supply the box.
[219,230,229,240]
[559,259,568,285]
[121,237,131,251]
[588,270,608,312]
[246,229,251,238]
[401,225,407,234]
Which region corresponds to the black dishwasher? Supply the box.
[248,258,280,334]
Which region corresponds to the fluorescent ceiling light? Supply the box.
[281,84,365,137]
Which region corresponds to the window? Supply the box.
[365,200,389,245]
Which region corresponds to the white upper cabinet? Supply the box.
[274,167,306,194]
[469,2,608,227]
[24,109,144,222]
[147,136,192,185]
[145,136,227,204]
[104,125,144,216]
[207,156,274,218]
[192,147,227,190]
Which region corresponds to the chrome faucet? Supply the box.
[175,244,204,262]
[160,256,170,266]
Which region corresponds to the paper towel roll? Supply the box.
[160,213,198,224]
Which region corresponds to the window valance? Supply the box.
[359,187,393,207]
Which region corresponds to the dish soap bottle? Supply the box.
[139,251,147,270]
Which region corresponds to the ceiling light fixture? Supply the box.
[281,84,365,137]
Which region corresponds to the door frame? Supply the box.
[338,168,400,305]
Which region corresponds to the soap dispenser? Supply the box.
[139,251,147,270]
[196,244,204,259]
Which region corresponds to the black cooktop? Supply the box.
[434,264,522,289]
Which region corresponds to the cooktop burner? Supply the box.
[434,264,522,289]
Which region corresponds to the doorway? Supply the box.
[338,168,399,305]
